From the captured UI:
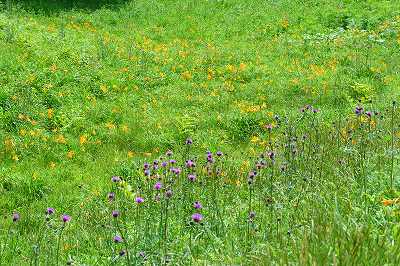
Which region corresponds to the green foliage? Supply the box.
[0,0,400,264]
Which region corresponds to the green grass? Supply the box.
[0,0,400,264]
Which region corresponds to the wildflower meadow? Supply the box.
[1,0,400,265]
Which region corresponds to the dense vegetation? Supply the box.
[1,0,399,264]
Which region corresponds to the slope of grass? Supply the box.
[0,0,400,264]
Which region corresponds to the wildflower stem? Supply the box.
[163,198,170,264]
[117,220,131,265]
[390,101,395,189]
[247,183,252,252]
[55,226,65,266]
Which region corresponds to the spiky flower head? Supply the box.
[113,235,123,243]
[135,197,144,204]
[154,182,162,190]
[46,208,55,215]
[188,174,196,182]
[193,201,202,209]
[62,214,71,223]
[12,212,20,222]
[111,176,121,182]
[191,213,203,223]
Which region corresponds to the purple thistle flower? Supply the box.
[153,160,159,170]
[12,212,20,222]
[191,213,203,223]
[61,214,71,223]
[193,201,202,209]
[249,211,256,220]
[355,106,364,116]
[154,194,161,202]
[312,108,320,113]
[169,159,176,164]
[256,163,263,169]
[216,168,222,176]
[144,169,151,176]
[172,168,181,175]
[154,182,162,190]
[248,171,256,179]
[188,174,196,182]
[264,124,273,131]
[143,162,150,169]
[268,151,275,160]
[165,189,173,198]
[135,197,144,204]
[185,138,193,145]
[185,160,195,168]
[216,151,223,157]
[108,192,115,201]
[112,210,120,218]
[139,251,146,258]
[166,150,173,157]
[113,235,123,243]
[46,208,55,215]
[111,176,121,183]
[161,161,168,168]
[366,111,372,117]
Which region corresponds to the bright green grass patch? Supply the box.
[0,0,400,264]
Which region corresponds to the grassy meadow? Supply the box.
[1,0,400,264]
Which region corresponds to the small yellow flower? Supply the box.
[181,71,192,80]
[236,179,241,186]
[32,172,38,180]
[63,243,71,251]
[382,198,400,206]
[47,108,54,119]
[310,64,325,77]
[106,122,116,130]
[100,84,108,93]
[127,151,134,158]
[4,138,14,151]
[67,150,75,159]
[207,68,214,80]
[49,162,56,168]
[79,135,87,145]
[19,129,27,136]
[281,18,289,29]
[250,136,260,143]
[55,134,67,144]
[50,64,57,72]
[121,125,129,133]
[12,154,19,161]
